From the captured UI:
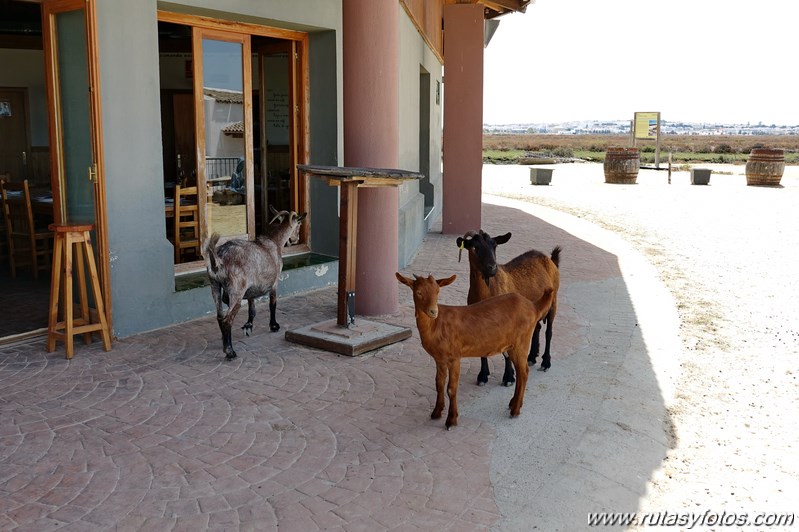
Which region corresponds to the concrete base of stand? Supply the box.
[285,318,411,356]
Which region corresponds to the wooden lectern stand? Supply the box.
[285,165,422,356]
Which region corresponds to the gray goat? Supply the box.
[203,207,307,359]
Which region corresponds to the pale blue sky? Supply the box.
[483,0,798,125]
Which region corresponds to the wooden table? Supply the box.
[3,188,53,217]
[285,165,422,356]
[298,165,423,326]
[31,191,54,216]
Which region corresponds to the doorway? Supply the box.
[157,15,309,273]
[0,0,109,343]
[0,2,51,341]
[0,88,31,181]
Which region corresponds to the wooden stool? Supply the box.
[47,223,112,359]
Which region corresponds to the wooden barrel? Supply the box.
[604,147,640,184]
[746,148,785,186]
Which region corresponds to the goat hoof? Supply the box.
[241,324,253,336]
[476,381,486,387]
[502,380,515,387]
[537,366,548,372]
[270,323,280,332]
[225,353,237,360]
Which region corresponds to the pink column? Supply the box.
[343,0,400,316]
[442,4,485,234]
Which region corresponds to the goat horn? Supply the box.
[269,210,290,224]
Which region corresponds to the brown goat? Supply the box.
[397,272,554,429]
[456,230,561,386]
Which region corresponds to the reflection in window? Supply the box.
[203,38,247,238]
[157,16,308,268]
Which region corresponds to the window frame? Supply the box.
[158,11,310,273]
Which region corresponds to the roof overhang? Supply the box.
[445,0,533,19]
[479,0,533,19]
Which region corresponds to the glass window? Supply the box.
[202,37,247,239]
[157,16,308,268]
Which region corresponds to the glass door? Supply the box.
[193,29,253,243]
[42,0,110,321]
[156,12,309,259]
[253,37,308,249]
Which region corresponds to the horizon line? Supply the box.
[484,119,799,128]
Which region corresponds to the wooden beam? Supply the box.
[444,0,531,19]
[487,0,530,12]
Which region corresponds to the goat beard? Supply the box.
[482,273,491,288]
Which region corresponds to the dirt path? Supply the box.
[484,163,798,528]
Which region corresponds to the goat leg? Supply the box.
[528,321,542,367]
[431,363,446,420]
[268,289,280,332]
[500,353,516,386]
[476,357,490,386]
[241,298,256,336]
[218,317,237,360]
[539,317,553,372]
[445,361,461,430]
[212,285,238,360]
[508,353,529,417]
[221,302,242,360]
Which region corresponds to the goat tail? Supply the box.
[203,233,222,276]
[550,246,562,268]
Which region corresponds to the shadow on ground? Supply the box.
[409,200,678,530]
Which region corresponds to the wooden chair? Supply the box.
[173,184,200,263]
[1,179,54,279]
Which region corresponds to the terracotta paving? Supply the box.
[0,194,669,531]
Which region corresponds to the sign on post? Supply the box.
[633,112,661,168]
[634,112,660,139]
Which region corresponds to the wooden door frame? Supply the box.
[158,10,310,254]
[191,27,253,245]
[42,0,112,329]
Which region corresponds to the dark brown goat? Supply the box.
[203,208,306,359]
[397,272,554,429]
[456,230,561,385]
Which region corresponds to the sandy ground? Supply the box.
[483,162,799,528]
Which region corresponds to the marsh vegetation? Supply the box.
[483,134,799,165]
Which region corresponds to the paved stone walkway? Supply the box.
[0,175,681,530]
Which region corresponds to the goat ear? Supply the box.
[437,274,456,287]
[269,205,279,216]
[456,236,474,249]
[495,232,512,245]
[395,272,413,287]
